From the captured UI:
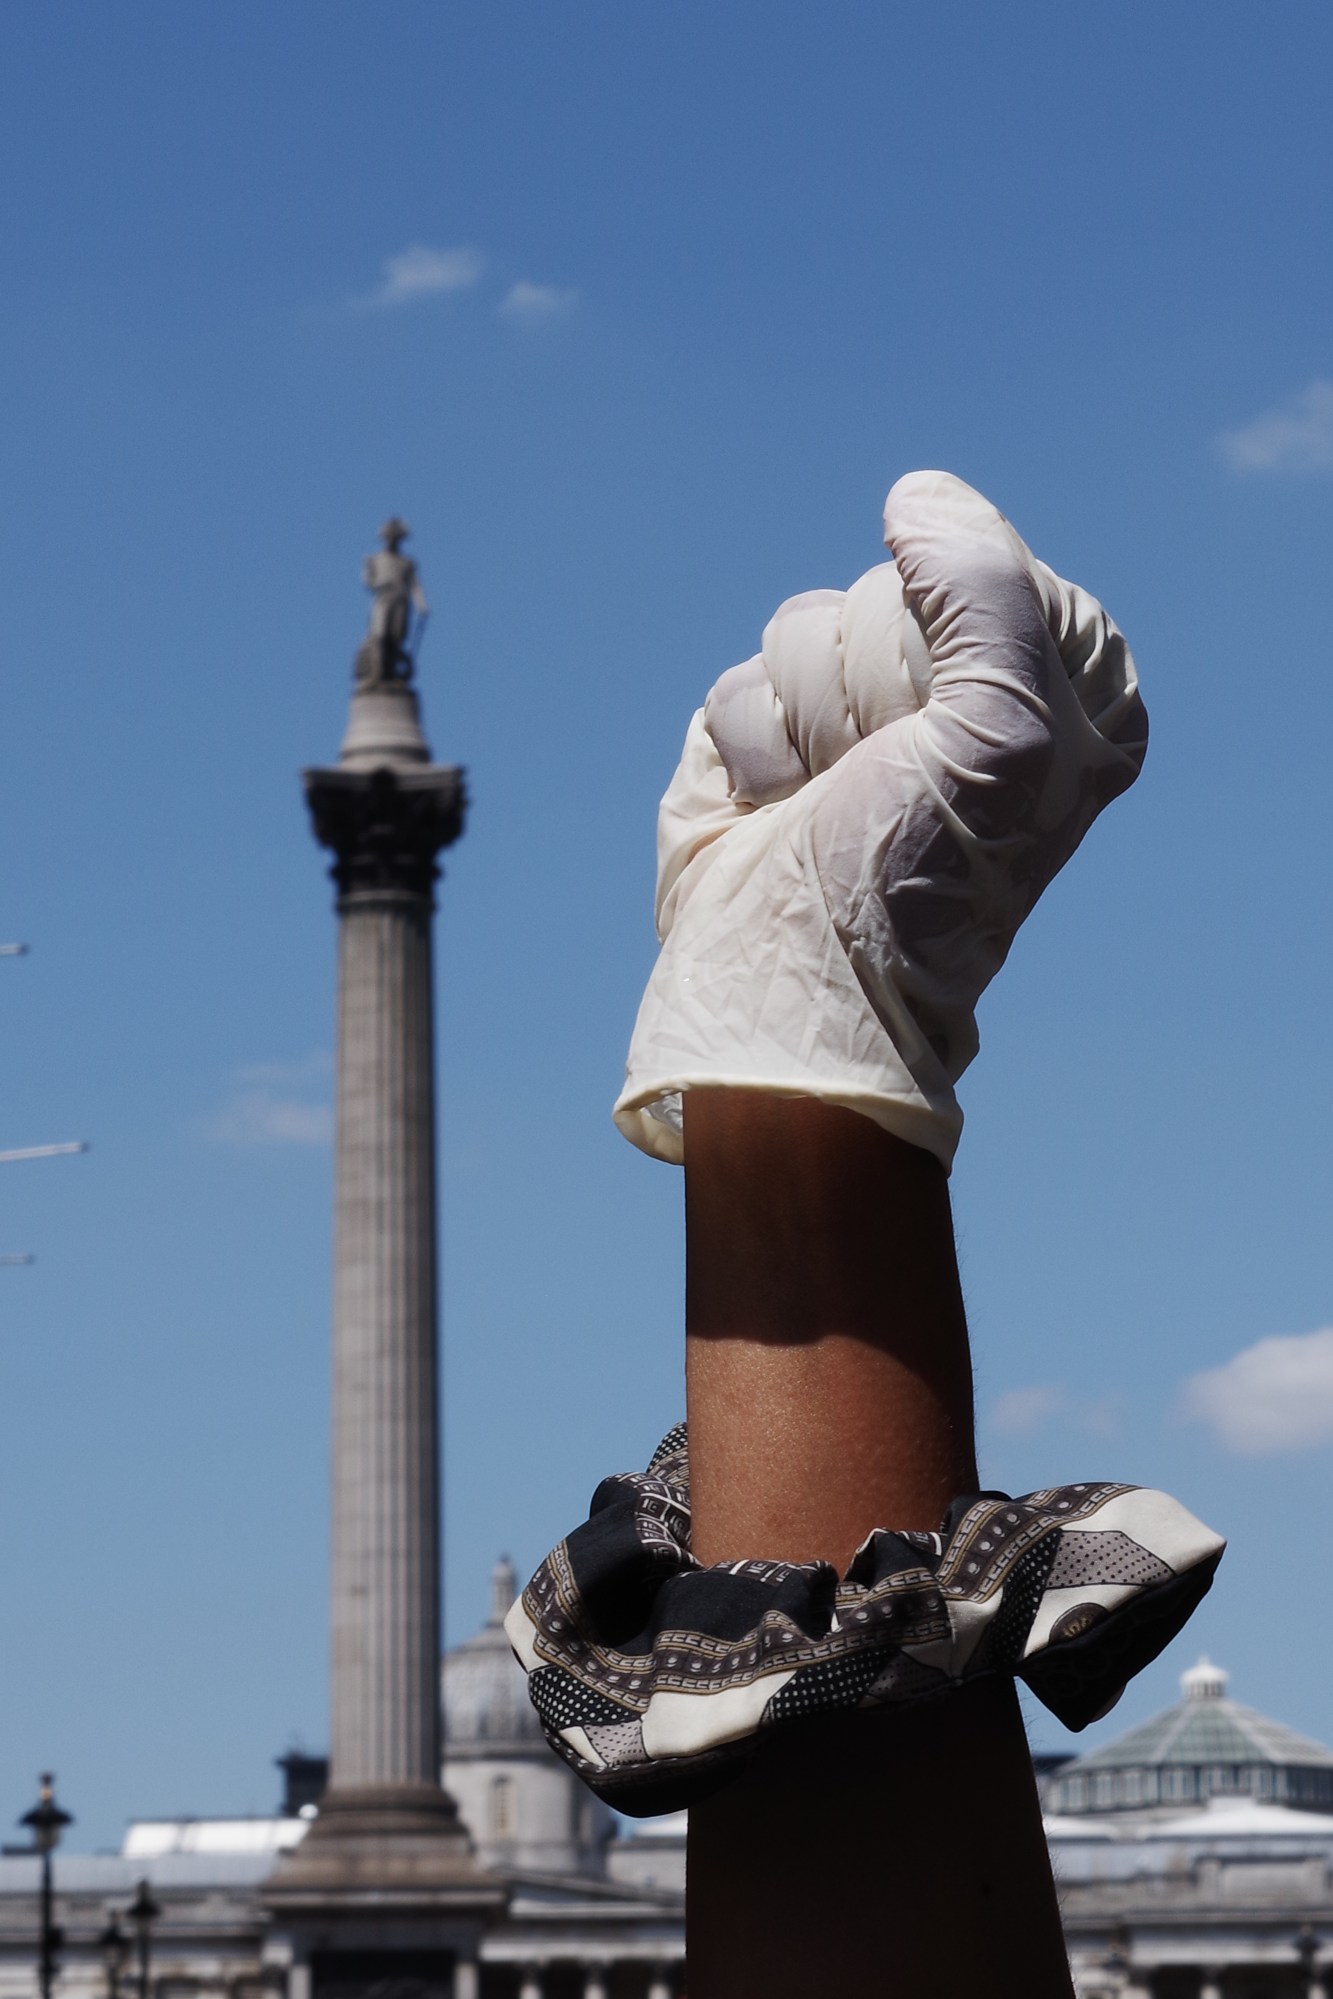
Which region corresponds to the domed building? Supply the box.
[1045,1657,1333,1819]
[1044,1663,1333,1997]
[441,1557,617,1877]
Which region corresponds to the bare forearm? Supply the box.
[684,1089,978,1564]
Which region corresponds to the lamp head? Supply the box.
[20,1774,72,1854]
[127,1880,161,1931]
[99,1913,129,1973]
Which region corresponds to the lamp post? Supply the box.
[126,1879,160,1999]
[1297,1925,1325,1999]
[19,1773,72,1999]
[99,1913,129,1999]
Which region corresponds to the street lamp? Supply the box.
[99,1913,130,1999]
[1100,1924,1134,1997]
[19,1773,72,1999]
[1297,1926,1322,1996]
[126,1878,160,1999]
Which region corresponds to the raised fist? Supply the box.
[614,471,1147,1168]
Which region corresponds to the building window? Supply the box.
[490,1775,515,1839]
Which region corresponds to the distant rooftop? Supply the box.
[442,1556,548,1755]
[1047,1660,1333,1817]
[122,1817,309,1858]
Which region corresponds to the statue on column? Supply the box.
[355,517,429,687]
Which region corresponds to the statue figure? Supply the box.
[355,518,429,686]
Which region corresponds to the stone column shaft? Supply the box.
[329,884,440,1790]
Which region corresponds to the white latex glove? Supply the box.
[613,471,1147,1169]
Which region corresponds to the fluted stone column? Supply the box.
[323,779,453,1798]
[267,674,501,1924]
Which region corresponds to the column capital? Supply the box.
[304,762,467,900]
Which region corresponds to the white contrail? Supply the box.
[0,1142,89,1163]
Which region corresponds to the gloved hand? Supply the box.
[614,470,1147,1168]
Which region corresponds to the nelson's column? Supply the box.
[266,523,504,1999]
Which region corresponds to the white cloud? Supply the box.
[353,252,575,321]
[500,280,578,323]
[1219,379,1333,472]
[204,1055,332,1146]
[234,1052,332,1088]
[1182,1326,1333,1454]
[987,1383,1125,1440]
[368,244,483,309]
[990,1384,1066,1436]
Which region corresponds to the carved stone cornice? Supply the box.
[303,762,467,901]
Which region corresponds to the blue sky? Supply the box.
[3,1,1333,1849]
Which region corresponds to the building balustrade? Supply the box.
[489,1960,676,1998]
[1081,1955,1331,1998]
